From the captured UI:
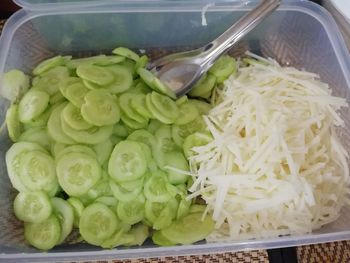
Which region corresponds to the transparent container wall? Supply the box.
[1,4,350,261]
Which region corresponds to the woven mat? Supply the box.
[1,18,350,263]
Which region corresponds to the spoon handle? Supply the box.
[201,0,280,67]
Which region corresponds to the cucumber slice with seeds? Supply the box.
[174,102,199,125]
[116,195,145,225]
[79,203,118,246]
[48,103,76,145]
[56,152,101,196]
[19,150,58,193]
[65,81,90,108]
[6,142,47,191]
[189,73,216,99]
[24,215,61,250]
[62,103,93,130]
[14,191,52,223]
[18,90,50,123]
[81,89,120,126]
[105,65,133,94]
[108,141,147,182]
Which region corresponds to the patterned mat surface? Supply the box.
[1,18,350,263]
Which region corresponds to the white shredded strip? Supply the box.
[201,3,214,26]
[189,53,350,242]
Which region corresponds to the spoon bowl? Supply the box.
[149,0,281,98]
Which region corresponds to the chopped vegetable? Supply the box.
[188,53,350,241]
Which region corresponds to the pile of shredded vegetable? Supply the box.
[188,52,350,241]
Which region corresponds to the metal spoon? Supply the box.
[148,0,280,98]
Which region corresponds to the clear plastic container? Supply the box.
[1,0,350,262]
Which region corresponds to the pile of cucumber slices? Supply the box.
[3,47,236,250]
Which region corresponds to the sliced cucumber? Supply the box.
[161,212,214,245]
[24,215,61,250]
[56,151,101,196]
[51,197,74,243]
[62,103,93,130]
[6,142,47,191]
[108,141,147,182]
[81,89,120,126]
[79,202,119,246]
[14,191,52,223]
[6,104,21,142]
[19,150,58,193]
[77,64,115,86]
[18,90,50,123]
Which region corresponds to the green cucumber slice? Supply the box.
[174,102,199,125]
[116,195,145,225]
[161,212,214,245]
[47,102,76,144]
[14,191,52,223]
[51,197,74,243]
[130,94,153,119]
[62,103,93,130]
[127,129,155,149]
[125,224,149,246]
[164,151,189,185]
[32,66,70,95]
[183,132,212,158]
[1,69,30,102]
[18,90,50,123]
[76,64,115,86]
[33,56,66,75]
[55,144,96,161]
[6,104,21,142]
[56,151,101,196]
[67,197,84,228]
[24,215,61,250]
[109,179,143,202]
[6,142,47,191]
[105,65,133,94]
[80,203,119,246]
[143,171,172,203]
[145,93,173,124]
[81,89,120,126]
[209,55,236,83]
[120,112,148,129]
[152,231,175,246]
[19,150,58,193]
[64,81,90,108]
[112,47,140,62]
[189,99,211,115]
[119,93,148,123]
[108,140,147,182]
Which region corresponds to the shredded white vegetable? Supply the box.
[189,53,350,241]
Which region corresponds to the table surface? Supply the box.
[1,6,350,262]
